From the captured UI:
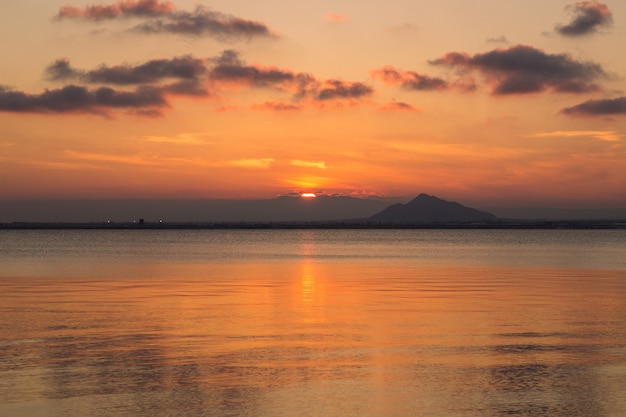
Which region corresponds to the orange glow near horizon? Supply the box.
[301,193,317,198]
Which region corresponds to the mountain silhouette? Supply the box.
[368,193,497,223]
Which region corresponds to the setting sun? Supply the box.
[301,193,317,198]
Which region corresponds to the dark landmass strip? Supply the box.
[2,220,625,229]
[2,194,625,229]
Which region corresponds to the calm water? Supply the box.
[1,229,625,417]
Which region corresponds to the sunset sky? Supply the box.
[2,0,626,208]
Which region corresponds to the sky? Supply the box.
[1,0,626,208]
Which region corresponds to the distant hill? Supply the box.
[368,193,497,223]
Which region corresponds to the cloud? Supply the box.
[46,56,207,85]
[0,84,167,116]
[430,44,606,95]
[57,1,275,41]
[315,80,373,101]
[137,132,217,144]
[209,50,372,105]
[560,97,626,117]
[486,36,509,44]
[556,1,613,37]
[371,66,448,91]
[324,13,350,23]
[209,52,296,89]
[15,50,372,118]
[525,130,622,141]
[251,101,302,112]
[63,149,211,167]
[57,0,174,20]
[291,160,326,169]
[133,8,274,39]
[46,56,213,97]
[377,102,419,112]
[209,50,300,91]
[228,158,275,168]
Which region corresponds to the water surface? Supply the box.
[1,230,625,416]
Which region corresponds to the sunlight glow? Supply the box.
[301,193,317,198]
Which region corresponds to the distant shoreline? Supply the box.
[2,220,625,230]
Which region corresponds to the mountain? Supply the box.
[368,194,497,223]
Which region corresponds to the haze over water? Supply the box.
[1,229,626,416]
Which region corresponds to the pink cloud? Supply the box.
[371,66,448,91]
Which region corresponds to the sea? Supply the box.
[1,229,625,417]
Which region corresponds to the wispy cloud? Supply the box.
[228,158,275,168]
[63,149,211,167]
[430,44,606,95]
[486,36,509,44]
[251,101,302,112]
[556,1,613,37]
[291,160,327,169]
[376,102,419,112]
[56,0,276,41]
[560,97,626,117]
[525,130,622,141]
[64,149,157,165]
[136,132,219,144]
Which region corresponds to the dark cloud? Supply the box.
[57,1,275,40]
[57,0,174,20]
[19,50,372,117]
[315,80,373,101]
[251,101,302,112]
[377,102,419,112]
[207,51,372,104]
[46,56,207,85]
[210,49,243,66]
[159,80,209,97]
[45,59,77,80]
[556,1,613,37]
[561,96,626,116]
[45,56,211,97]
[431,44,606,95]
[371,66,448,91]
[132,8,273,39]
[209,56,296,88]
[0,84,167,116]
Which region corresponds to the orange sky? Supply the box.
[1,0,625,207]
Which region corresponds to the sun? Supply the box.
[301,193,317,198]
